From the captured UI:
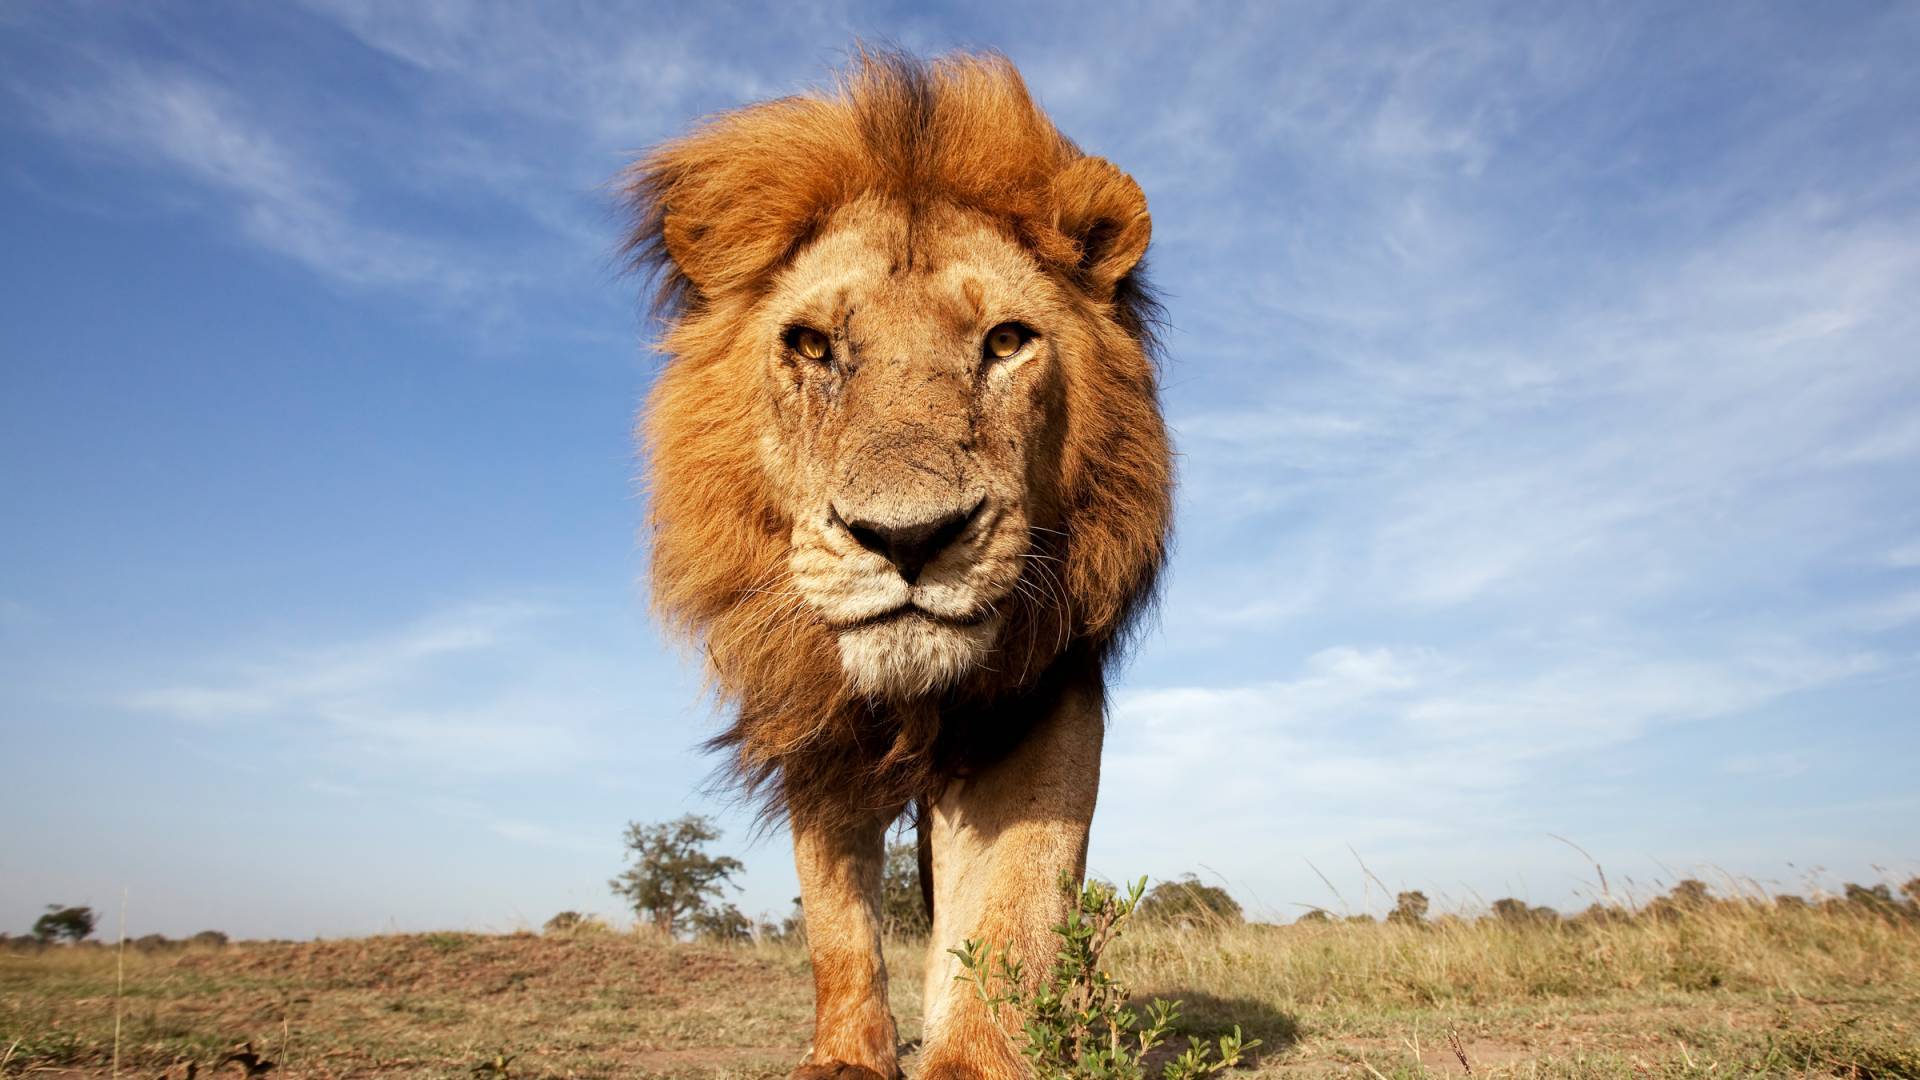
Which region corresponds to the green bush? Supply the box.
[881,839,930,938]
[954,877,1256,1080]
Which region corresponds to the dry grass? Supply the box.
[1114,900,1920,1008]
[3,901,1916,1078]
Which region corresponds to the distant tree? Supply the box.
[780,896,806,942]
[1577,902,1628,926]
[609,815,745,935]
[189,930,229,948]
[1843,883,1902,919]
[880,839,930,938]
[1489,898,1557,925]
[691,902,753,942]
[1669,879,1712,908]
[1643,879,1717,922]
[1902,878,1920,909]
[1137,875,1243,928]
[1387,890,1430,926]
[32,905,96,944]
[1489,898,1529,923]
[1294,909,1332,924]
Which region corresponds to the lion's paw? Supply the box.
[790,1061,898,1080]
[914,1062,992,1080]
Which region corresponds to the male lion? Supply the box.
[625,51,1172,1080]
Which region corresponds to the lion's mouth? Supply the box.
[830,605,994,633]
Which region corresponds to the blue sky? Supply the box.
[3,1,1917,938]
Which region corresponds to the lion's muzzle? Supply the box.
[830,497,985,585]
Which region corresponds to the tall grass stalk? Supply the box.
[111,887,126,1079]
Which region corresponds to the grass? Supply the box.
[3,901,1916,1078]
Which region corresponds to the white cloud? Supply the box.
[295,0,787,142]
[119,600,599,776]
[487,818,603,854]
[1838,589,1920,633]
[1098,639,1882,905]
[1165,197,1920,628]
[121,686,283,723]
[1720,752,1809,779]
[26,69,490,293]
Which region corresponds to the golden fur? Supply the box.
[625,50,1172,829]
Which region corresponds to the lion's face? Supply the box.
[755,198,1073,698]
[633,53,1171,749]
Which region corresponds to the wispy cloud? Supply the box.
[1838,589,1920,634]
[1096,639,1886,914]
[24,68,492,294]
[296,0,784,143]
[120,600,600,777]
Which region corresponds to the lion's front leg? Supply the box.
[918,669,1105,1080]
[792,806,902,1080]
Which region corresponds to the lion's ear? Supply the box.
[1052,156,1152,298]
[622,103,835,312]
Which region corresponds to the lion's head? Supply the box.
[627,52,1171,807]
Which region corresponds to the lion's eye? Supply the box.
[789,327,830,362]
[984,323,1029,361]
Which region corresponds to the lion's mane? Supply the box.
[626,51,1173,825]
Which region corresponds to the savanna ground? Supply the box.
[7,898,1919,1080]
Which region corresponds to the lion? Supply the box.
[624,51,1173,1080]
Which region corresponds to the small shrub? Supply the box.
[470,1050,517,1079]
[954,877,1256,1080]
[760,897,807,944]
[881,839,931,938]
[690,903,752,943]
[543,911,586,933]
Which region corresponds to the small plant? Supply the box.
[953,877,1256,1080]
[470,1050,516,1079]
[543,911,591,934]
[217,1042,276,1078]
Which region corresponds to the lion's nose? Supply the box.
[832,499,985,584]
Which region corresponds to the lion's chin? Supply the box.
[837,613,999,699]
